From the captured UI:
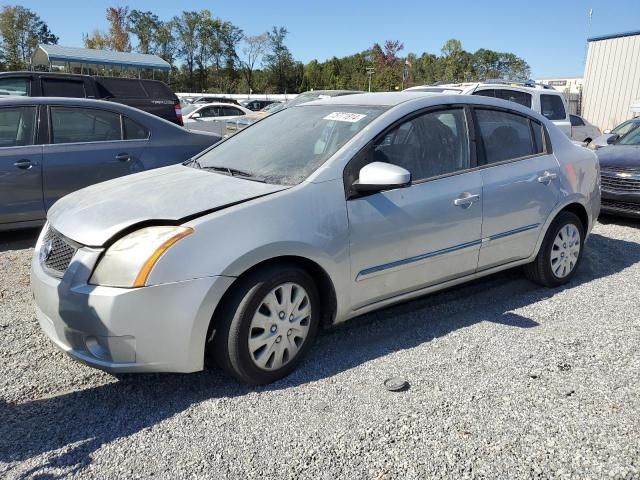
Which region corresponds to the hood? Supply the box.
[596,145,640,168]
[48,165,288,247]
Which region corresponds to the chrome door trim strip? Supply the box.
[357,239,482,279]
[357,223,541,280]
[487,223,540,241]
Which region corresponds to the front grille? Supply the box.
[600,174,640,192]
[601,199,640,213]
[41,227,79,276]
[601,166,640,174]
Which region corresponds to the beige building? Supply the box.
[582,30,640,131]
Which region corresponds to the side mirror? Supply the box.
[191,112,202,119]
[603,129,611,134]
[606,134,619,145]
[352,162,411,194]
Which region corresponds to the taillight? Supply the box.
[175,101,183,126]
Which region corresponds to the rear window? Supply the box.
[540,94,566,121]
[41,78,86,98]
[50,107,122,144]
[476,109,539,163]
[95,78,147,98]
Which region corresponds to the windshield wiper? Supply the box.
[201,165,266,183]
[185,157,202,168]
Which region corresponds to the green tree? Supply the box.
[264,26,295,93]
[128,10,160,54]
[239,33,269,93]
[172,11,200,91]
[0,5,58,70]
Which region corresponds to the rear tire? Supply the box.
[210,264,320,385]
[524,211,585,287]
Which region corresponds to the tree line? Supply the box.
[0,5,531,94]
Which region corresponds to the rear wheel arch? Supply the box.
[559,202,589,232]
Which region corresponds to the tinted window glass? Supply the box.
[51,107,122,144]
[200,107,220,118]
[570,115,584,127]
[123,117,148,140]
[95,78,147,98]
[476,109,535,163]
[472,89,495,98]
[140,80,173,99]
[223,107,244,116]
[531,120,545,154]
[496,89,532,108]
[0,106,36,147]
[370,108,470,181]
[540,94,566,120]
[0,77,29,96]
[41,79,86,97]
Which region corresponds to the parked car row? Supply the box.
[29,91,600,385]
[0,71,184,126]
[0,97,220,232]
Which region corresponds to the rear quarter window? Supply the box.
[0,77,29,96]
[540,94,566,121]
[141,80,174,99]
[95,78,148,99]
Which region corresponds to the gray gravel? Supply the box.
[1,218,640,479]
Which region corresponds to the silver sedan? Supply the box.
[32,93,600,384]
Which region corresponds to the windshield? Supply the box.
[182,104,198,116]
[617,127,640,146]
[613,120,639,137]
[191,104,386,185]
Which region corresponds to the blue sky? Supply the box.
[16,0,640,78]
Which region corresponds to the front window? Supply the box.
[191,105,386,185]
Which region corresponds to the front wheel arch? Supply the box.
[205,255,337,361]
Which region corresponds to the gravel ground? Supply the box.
[1,218,639,479]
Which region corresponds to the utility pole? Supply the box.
[366,66,375,92]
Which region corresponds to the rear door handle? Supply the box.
[454,192,481,207]
[537,171,558,184]
[115,153,131,162]
[13,159,32,169]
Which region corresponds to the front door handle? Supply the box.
[13,159,32,169]
[454,192,481,208]
[537,171,558,184]
[115,153,131,162]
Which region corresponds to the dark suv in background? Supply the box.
[0,72,183,126]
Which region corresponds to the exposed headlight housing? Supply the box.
[90,226,193,288]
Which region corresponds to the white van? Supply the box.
[404,81,572,137]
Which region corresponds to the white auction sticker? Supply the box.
[323,112,367,123]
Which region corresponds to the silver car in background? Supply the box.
[31,93,600,385]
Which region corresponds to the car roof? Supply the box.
[0,96,124,108]
[297,92,439,107]
[192,102,246,108]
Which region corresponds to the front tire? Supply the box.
[524,211,585,287]
[210,264,320,385]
